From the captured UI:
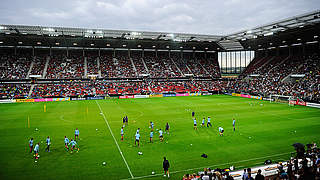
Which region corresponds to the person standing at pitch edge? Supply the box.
[163,157,170,178]
[29,138,34,153]
[75,128,79,140]
[45,136,51,152]
[232,118,236,131]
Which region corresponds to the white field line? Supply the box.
[95,100,134,179]
[121,151,293,180]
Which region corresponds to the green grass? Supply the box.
[0,95,319,180]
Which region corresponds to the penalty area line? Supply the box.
[95,100,134,179]
[121,151,293,180]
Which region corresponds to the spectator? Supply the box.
[163,157,170,178]
[255,169,264,180]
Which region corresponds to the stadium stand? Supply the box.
[29,56,46,77]
[0,55,32,79]
[46,55,84,79]
[0,84,30,99]
[229,55,320,103]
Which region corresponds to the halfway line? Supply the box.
[95,100,134,179]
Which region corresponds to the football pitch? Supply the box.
[0,95,320,180]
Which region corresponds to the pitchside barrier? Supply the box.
[306,102,320,108]
[0,99,16,103]
[231,93,263,100]
[163,94,176,97]
[15,97,70,103]
[230,93,320,109]
[149,94,163,98]
[5,93,320,108]
[86,96,104,100]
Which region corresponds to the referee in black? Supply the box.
[163,157,170,178]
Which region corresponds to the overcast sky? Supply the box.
[0,0,319,35]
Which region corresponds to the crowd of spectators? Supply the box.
[28,80,224,97]
[175,57,193,75]
[132,57,148,76]
[187,59,208,77]
[182,142,320,180]
[0,55,32,79]
[229,55,320,103]
[115,56,136,78]
[30,56,46,76]
[100,55,136,78]
[0,52,222,79]
[87,56,99,75]
[0,84,30,98]
[201,58,221,78]
[100,54,116,78]
[144,55,175,78]
[46,55,84,79]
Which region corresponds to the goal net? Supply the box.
[269,94,295,105]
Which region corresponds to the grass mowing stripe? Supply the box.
[121,151,293,180]
[95,100,134,179]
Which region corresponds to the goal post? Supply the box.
[269,94,295,105]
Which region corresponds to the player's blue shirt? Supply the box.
[194,119,197,125]
[135,133,140,140]
[34,144,39,151]
[29,139,33,146]
[75,129,79,135]
[233,120,236,125]
[64,138,69,144]
[151,122,154,128]
[219,127,223,132]
[202,119,205,124]
[208,117,211,123]
[121,129,124,135]
[150,131,153,138]
[69,140,77,146]
[46,138,51,145]
[159,130,163,136]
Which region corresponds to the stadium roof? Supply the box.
[224,10,320,41]
[0,10,319,51]
[0,24,224,51]
[0,24,223,42]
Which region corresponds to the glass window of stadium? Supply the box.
[218,51,254,74]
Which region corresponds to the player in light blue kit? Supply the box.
[150,131,153,143]
[75,128,79,140]
[29,138,34,153]
[202,118,205,127]
[45,136,51,152]
[219,127,224,136]
[64,136,69,151]
[159,129,163,142]
[69,139,78,153]
[193,118,197,130]
[150,121,154,130]
[121,127,124,141]
[233,118,236,131]
[135,132,140,147]
[207,116,212,127]
[34,142,40,159]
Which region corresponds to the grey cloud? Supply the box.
[0,0,319,35]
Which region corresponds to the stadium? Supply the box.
[0,1,320,180]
